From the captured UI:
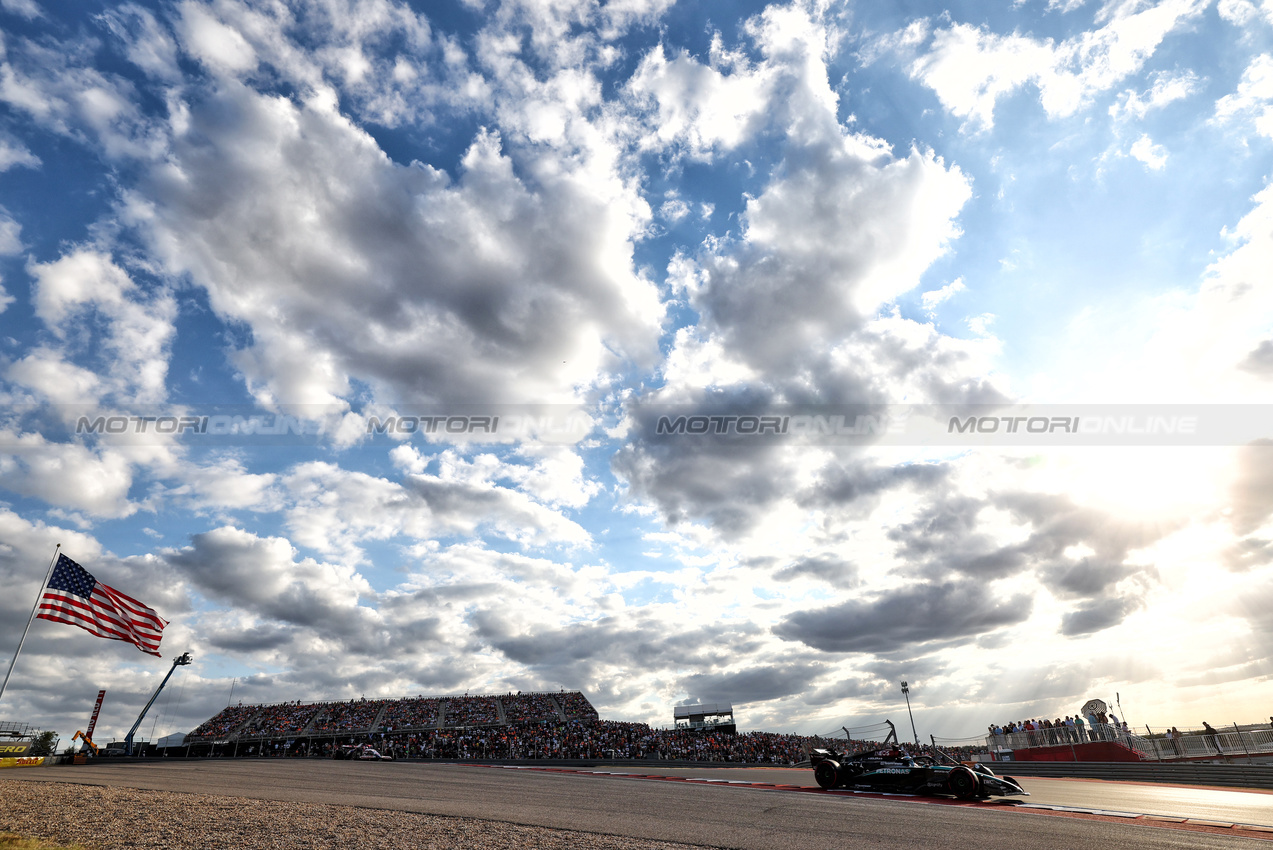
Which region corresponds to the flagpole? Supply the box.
[0,544,60,706]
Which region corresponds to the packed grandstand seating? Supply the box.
[190,692,593,740]
[184,690,905,765]
[379,697,441,732]
[309,699,387,733]
[500,692,561,722]
[557,690,599,720]
[443,694,501,726]
[236,701,324,738]
[187,704,258,740]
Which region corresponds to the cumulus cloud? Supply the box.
[1109,69,1201,120]
[0,27,164,158]
[1059,595,1143,635]
[164,526,388,647]
[126,83,662,409]
[907,0,1209,128]
[614,6,1006,564]
[16,249,176,406]
[0,431,139,518]
[774,580,1033,653]
[680,661,825,704]
[922,277,966,312]
[1129,133,1168,169]
[1215,53,1273,140]
[0,135,40,170]
[0,510,101,643]
[98,3,182,81]
[472,609,778,696]
[151,455,282,513]
[281,452,591,562]
[773,554,859,588]
[628,36,774,156]
[636,10,978,387]
[1218,0,1273,28]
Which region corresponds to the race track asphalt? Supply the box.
[6,760,1270,850]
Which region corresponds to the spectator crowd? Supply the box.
[501,693,560,723]
[185,691,1042,765]
[190,691,588,740]
[254,721,833,763]
[187,704,258,740]
[380,697,441,732]
[988,704,1141,746]
[185,691,855,764]
[310,699,387,734]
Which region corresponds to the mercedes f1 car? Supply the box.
[809,728,1027,800]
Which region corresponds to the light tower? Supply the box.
[900,680,919,747]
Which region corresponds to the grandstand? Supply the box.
[180,690,832,764]
[186,691,586,745]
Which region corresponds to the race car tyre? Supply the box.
[814,760,841,790]
[948,766,981,800]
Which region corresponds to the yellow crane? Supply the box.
[71,730,98,756]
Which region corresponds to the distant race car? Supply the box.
[810,745,1027,800]
[333,744,393,761]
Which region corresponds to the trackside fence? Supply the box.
[987,724,1273,761]
[990,760,1273,790]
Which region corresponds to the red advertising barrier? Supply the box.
[1009,741,1147,762]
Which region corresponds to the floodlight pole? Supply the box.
[901,681,919,747]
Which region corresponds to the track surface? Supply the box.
[589,765,1273,827]
[6,760,1271,849]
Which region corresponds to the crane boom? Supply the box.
[124,652,191,755]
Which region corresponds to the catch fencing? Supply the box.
[987,723,1273,762]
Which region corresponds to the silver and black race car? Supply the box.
[810,735,1027,800]
[333,743,393,760]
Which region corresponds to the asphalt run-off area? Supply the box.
[5,760,1273,849]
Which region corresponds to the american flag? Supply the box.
[36,554,167,656]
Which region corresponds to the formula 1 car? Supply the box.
[809,737,1027,800]
[333,744,393,761]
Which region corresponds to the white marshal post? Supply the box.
[0,544,61,706]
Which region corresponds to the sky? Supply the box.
[1,0,1273,749]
